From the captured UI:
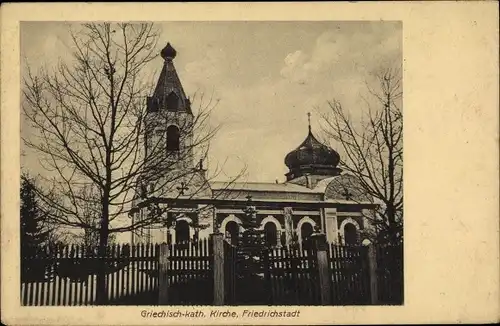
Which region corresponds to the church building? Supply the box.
[130,43,376,247]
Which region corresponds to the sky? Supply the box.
[20,21,402,183]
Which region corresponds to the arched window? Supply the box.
[264,222,278,247]
[344,223,358,246]
[300,223,314,249]
[166,125,180,151]
[166,92,179,112]
[225,221,239,246]
[175,220,190,244]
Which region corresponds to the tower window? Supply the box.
[166,125,180,151]
[166,92,179,112]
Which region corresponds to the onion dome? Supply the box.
[161,42,177,60]
[284,114,341,182]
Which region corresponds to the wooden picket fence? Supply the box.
[327,244,371,305]
[165,239,213,305]
[20,239,213,306]
[223,242,321,305]
[21,238,402,306]
[224,241,402,306]
[265,246,321,305]
[376,244,404,304]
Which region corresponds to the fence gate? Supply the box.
[166,240,214,305]
[328,244,371,305]
[223,241,271,305]
[265,246,321,305]
[223,242,321,305]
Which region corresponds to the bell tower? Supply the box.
[132,43,212,245]
[145,43,195,171]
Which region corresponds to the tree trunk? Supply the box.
[96,202,110,305]
[385,203,399,244]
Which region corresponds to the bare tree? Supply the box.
[322,67,403,245]
[69,184,116,247]
[22,23,243,303]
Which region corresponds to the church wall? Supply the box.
[131,202,372,246]
[197,205,215,240]
[215,209,321,230]
[337,215,364,230]
[324,207,338,244]
[150,227,167,243]
[133,224,167,244]
[215,207,325,247]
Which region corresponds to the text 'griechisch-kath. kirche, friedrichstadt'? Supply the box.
[141,309,301,318]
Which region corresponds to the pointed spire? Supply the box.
[307,112,312,133]
[148,42,191,114]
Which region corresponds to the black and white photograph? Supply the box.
[19,21,403,307]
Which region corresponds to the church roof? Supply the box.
[311,176,339,192]
[209,181,322,194]
[149,43,192,114]
[208,178,374,205]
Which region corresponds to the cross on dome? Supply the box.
[176,182,189,196]
[342,188,354,200]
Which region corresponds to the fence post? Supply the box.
[312,233,332,305]
[211,233,224,306]
[158,242,169,305]
[367,245,378,305]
